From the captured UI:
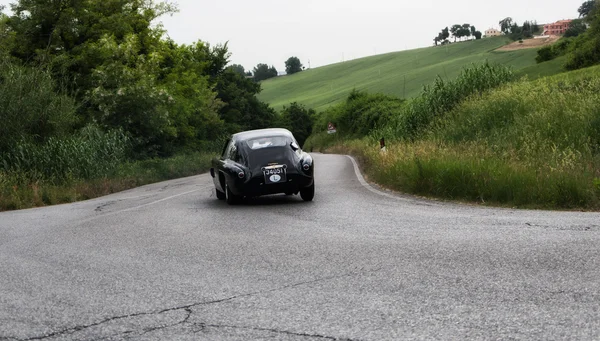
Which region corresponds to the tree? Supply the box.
[279,102,315,147]
[499,17,513,34]
[434,27,450,45]
[579,0,596,18]
[564,19,587,37]
[252,63,278,81]
[6,0,178,68]
[522,21,533,38]
[228,64,246,76]
[442,27,450,41]
[470,25,477,39]
[532,21,540,34]
[450,24,462,42]
[474,31,482,39]
[565,0,600,70]
[214,69,277,132]
[285,56,303,74]
[460,24,471,41]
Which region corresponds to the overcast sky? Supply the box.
[1,0,583,72]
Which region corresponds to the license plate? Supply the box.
[263,165,287,184]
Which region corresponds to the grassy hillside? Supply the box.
[305,64,600,209]
[258,37,548,111]
[514,55,567,80]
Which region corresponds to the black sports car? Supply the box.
[210,128,315,204]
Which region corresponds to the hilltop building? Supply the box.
[485,28,503,37]
[543,20,573,35]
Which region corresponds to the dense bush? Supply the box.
[0,59,77,151]
[564,1,600,70]
[314,90,406,137]
[279,102,315,147]
[536,38,575,64]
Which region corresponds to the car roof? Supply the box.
[232,128,294,141]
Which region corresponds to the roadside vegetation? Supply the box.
[0,0,315,211]
[306,63,600,210]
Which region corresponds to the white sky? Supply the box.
[1,0,583,72]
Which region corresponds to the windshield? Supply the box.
[245,136,290,150]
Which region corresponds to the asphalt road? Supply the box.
[1,153,599,341]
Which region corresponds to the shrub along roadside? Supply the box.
[0,152,215,211]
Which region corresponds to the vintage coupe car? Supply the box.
[210,128,315,204]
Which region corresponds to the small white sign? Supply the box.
[269,174,281,183]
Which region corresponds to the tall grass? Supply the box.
[0,151,216,211]
[1,125,129,183]
[377,62,515,140]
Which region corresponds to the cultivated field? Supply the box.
[258,37,546,111]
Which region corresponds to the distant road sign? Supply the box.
[327,122,337,134]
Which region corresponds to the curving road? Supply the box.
[1,153,599,340]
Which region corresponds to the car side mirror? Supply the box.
[290,142,300,151]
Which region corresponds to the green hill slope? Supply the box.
[258,37,548,111]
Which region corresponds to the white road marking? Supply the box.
[345,155,434,205]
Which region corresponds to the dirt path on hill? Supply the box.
[496,35,560,51]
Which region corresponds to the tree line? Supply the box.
[232,56,305,82]
[434,24,481,46]
[0,0,314,166]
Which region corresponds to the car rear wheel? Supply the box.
[300,182,314,201]
[225,183,241,205]
[215,188,226,200]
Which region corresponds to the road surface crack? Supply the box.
[192,322,360,340]
[12,270,374,341]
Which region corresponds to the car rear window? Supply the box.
[246,136,289,150]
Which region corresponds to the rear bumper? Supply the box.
[230,172,313,197]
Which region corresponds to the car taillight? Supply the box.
[238,171,245,178]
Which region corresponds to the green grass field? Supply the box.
[514,55,567,80]
[258,37,553,111]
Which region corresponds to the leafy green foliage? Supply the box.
[285,56,303,75]
[565,2,600,70]
[228,64,247,75]
[535,38,574,63]
[0,0,282,207]
[499,17,513,34]
[214,69,277,133]
[253,63,278,81]
[579,0,597,18]
[316,91,405,138]
[279,102,315,147]
[564,19,588,37]
[0,59,77,151]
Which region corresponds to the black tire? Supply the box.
[225,183,240,205]
[215,188,226,200]
[300,182,315,201]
